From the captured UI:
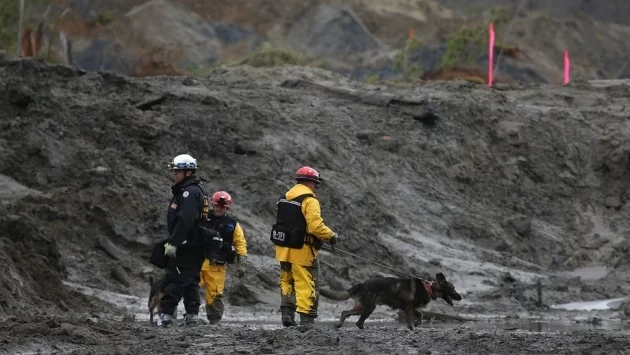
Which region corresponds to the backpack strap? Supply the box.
[291,193,315,203]
[290,193,322,253]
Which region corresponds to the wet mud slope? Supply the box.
[2,56,630,352]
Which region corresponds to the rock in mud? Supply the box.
[121,312,136,323]
[406,104,440,126]
[6,82,35,108]
[112,219,138,241]
[604,195,622,209]
[286,3,380,57]
[449,163,474,184]
[227,283,260,306]
[502,215,532,237]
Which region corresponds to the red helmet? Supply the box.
[211,191,232,206]
[294,166,321,184]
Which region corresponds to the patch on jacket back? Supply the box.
[170,203,178,209]
[227,224,235,232]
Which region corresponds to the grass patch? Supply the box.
[236,42,306,67]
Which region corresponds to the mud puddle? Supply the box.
[64,280,630,328]
[550,297,628,311]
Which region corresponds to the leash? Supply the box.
[321,244,428,282]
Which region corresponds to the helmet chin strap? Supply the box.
[212,206,228,217]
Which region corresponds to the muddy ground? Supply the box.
[3,315,630,355]
[2,55,630,353]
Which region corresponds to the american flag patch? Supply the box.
[170,203,178,209]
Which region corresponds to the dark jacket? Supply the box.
[166,176,206,272]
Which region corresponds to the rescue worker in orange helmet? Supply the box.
[198,191,248,324]
[270,166,338,327]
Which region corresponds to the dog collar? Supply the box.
[424,282,434,298]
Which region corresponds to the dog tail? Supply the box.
[320,284,361,301]
[320,288,351,301]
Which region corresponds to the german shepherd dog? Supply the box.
[320,273,462,330]
[148,275,165,324]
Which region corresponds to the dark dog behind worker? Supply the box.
[148,274,164,324]
[270,166,339,327]
[199,190,248,324]
[158,154,208,327]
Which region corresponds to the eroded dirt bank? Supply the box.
[2,55,630,352]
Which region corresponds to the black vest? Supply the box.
[270,193,322,250]
[206,214,238,264]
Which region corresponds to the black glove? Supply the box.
[330,232,339,245]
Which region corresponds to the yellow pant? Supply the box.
[199,261,226,305]
[279,260,319,316]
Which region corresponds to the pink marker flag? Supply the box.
[488,23,495,88]
[563,50,570,85]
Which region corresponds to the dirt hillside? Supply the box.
[16,0,630,83]
[2,53,630,326]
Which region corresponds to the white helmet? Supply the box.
[169,154,198,171]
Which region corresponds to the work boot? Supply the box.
[299,313,315,326]
[158,313,173,328]
[205,299,224,325]
[184,313,202,327]
[281,306,297,327]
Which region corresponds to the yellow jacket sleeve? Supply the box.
[233,223,248,256]
[302,197,334,241]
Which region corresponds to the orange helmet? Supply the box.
[211,191,232,207]
[295,166,321,184]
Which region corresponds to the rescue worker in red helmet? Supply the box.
[270,166,338,327]
[198,190,248,324]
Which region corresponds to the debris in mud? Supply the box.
[112,220,139,241]
[405,103,440,126]
[111,265,131,287]
[134,95,167,111]
[501,215,532,237]
[501,273,517,284]
[121,312,136,323]
[6,82,35,108]
[98,236,128,261]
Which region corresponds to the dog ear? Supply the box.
[436,272,446,283]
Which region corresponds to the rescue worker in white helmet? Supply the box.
[198,191,248,324]
[159,153,208,327]
[270,166,338,327]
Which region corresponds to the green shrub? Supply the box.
[238,42,305,67]
[439,6,510,69]
[392,36,423,81]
